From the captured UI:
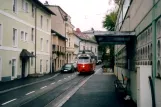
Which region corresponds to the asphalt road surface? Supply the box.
[0,65,102,107]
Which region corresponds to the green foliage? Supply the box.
[102,11,117,31]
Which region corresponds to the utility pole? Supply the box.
[34,6,37,74]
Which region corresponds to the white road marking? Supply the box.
[58,80,62,82]
[25,91,35,95]
[94,68,102,74]
[1,98,17,105]
[51,75,93,107]
[51,82,55,85]
[40,86,47,89]
[0,73,60,94]
[64,78,66,79]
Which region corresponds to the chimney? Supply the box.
[76,28,81,33]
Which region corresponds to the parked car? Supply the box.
[72,61,77,71]
[96,60,102,65]
[61,63,75,73]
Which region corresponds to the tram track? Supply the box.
[3,73,90,107]
[20,74,89,107]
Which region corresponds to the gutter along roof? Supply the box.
[32,0,56,15]
[51,29,67,40]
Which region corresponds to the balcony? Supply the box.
[66,47,75,52]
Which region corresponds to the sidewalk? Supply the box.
[62,73,137,107]
[0,72,60,93]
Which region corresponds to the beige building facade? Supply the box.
[0,0,54,81]
[46,5,67,71]
[66,16,75,63]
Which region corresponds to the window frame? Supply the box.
[0,23,3,46]
[32,4,35,17]
[25,2,28,13]
[20,31,24,41]
[11,58,17,79]
[25,32,28,42]
[31,28,34,42]
[13,0,18,13]
[47,19,49,31]
[46,40,49,52]
[41,15,43,28]
[13,28,18,47]
[46,60,48,72]
[40,38,43,51]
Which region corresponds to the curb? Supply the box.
[0,73,60,94]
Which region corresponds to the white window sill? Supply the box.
[13,46,18,48]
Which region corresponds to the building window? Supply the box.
[13,28,18,47]
[0,24,2,45]
[25,32,28,41]
[83,46,85,50]
[40,38,43,51]
[41,15,43,28]
[22,0,25,10]
[46,60,48,72]
[40,59,42,73]
[46,40,49,52]
[57,45,59,51]
[25,2,28,12]
[158,40,160,57]
[31,28,34,42]
[21,31,24,41]
[13,0,17,13]
[47,19,49,31]
[31,57,33,66]
[69,38,70,47]
[12,59,16,77]
[32,4,35,17]
[58,59,59,68]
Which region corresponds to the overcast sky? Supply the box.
[40,0,115,31]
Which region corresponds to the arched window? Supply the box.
[157,40,160,57]
[157,20,160,36]
[157,60,161,75]
[148,45,150,59]
[146,46,148,58]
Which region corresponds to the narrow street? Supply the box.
[0,65,101,107]
[0,65,136,107]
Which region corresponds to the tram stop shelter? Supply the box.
[94,31,136,71]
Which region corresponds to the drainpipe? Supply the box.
[152,0,156,85]
[34,6,37,74]
[152,0,156,106]
[65,23,67,63]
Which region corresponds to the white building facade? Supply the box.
[0,0,54,81]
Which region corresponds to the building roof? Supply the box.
[74,28,97,44]
[51,29,67,40]
[32,0,56,15]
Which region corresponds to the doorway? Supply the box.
[21,58,28,78]
[40,59,43,73]
[12,59,17,78]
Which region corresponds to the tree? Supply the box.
[102,11,117,31]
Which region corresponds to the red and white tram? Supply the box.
[77,51,96,74]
